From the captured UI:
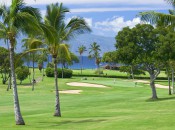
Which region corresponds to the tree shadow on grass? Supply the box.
[38,119,107,127]
[146,96,175,102]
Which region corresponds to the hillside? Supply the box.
[1,34,116,55]
[67,34,116,56]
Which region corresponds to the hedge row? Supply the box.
[45,67,73,78]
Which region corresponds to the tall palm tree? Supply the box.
[43,3,91,117]
[0,0,41,125]
[78,45,87,75]
[89,42,101,69]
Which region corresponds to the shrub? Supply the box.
[45,67,72,78]
[15,66,30,84]
[94,68,103,75]
[45,67,54,77]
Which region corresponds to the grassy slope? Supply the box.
[73,69,167,78]
[0,69,175,130]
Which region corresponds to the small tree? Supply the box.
[116,24,161,99]
[16,66,30,84]
[78,45,87,75]
[102,51,118,70]
[89,42,101,74]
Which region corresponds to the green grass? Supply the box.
[0,69,175,130]
[73,69,167,78]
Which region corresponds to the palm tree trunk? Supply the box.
[7,73,11,91]
[172,68,174,94]
[81,55,82,75]
[32,53,35,91]
[27,59,31,84]
[42,63,45,81]
[168,75,171,95]
[53,57,61,117]
[166,67,171,95]
[9,45,25,125]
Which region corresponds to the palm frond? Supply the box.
[40,23,57,45]
[139,11,175,26]
[165,0,175,8]
[13,12,41,34]
[20,6,42,22]
[58,43,71,61]
[45,3,69,30]
[62,17,91,41]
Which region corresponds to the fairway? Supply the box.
[1,75,175,130]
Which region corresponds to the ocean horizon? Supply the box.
[24,56,107,69]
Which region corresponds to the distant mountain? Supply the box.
[1,34,116,55]
[67,34,116,56]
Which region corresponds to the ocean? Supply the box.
[24,56,107,69]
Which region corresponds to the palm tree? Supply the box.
[57,44,71,78]
[89,42,101,69]
[22,37,43,91]
[0,0,41,125]
[43,3,91,117]
[78,45,87,75]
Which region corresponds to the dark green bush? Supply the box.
[16,66,30,84]
[45,67,54,77]
[45,67,72,78]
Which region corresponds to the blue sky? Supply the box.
[0,0,172,37]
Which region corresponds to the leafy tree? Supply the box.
[16,66,30,84]
[102,51,118,70]
[116,24,161,99]
[42,3,91,116]
[78,45,87,75]
[115,27,139,79]
[156,26,175,94]
[0,47,10,84]
[0,0,41,125]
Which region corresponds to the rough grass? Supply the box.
[0,69,175,130]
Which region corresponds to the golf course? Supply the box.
[1,69,175,130]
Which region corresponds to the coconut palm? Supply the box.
[22,37,43,91]
[78,45,87,75]
[43,3,91,117]
[0,0,41,125]
[139,0,175,26]
[57,44,71,78]
[89,42,101,69]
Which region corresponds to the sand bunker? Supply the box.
[67,82,108,88]
[134,80,169,89]
[134,80,149,83]
[59,90,82,94]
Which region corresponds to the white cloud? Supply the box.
[71,7,169,13]
[94,17,141,34]
[0,0,167,5]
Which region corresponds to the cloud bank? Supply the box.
[0,0,167,6]
[94,17,141,36]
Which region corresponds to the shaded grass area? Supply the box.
[0,69,175,130]
[73,69,167,80]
